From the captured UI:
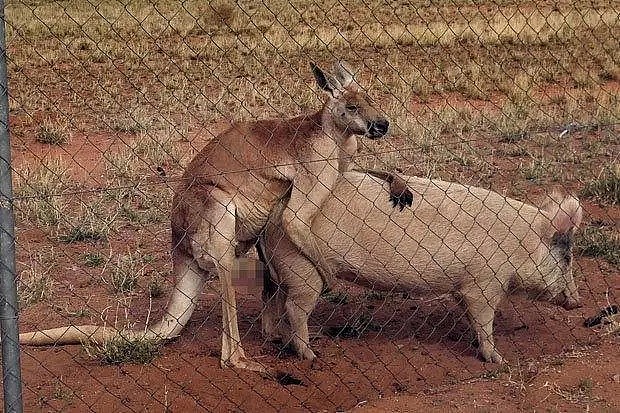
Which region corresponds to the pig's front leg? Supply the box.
[258,242,289,341]
[460,289,505,364]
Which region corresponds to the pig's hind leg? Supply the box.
[284,259,323,361]
[257,242,289,341]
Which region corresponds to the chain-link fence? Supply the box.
[1,0,619,411]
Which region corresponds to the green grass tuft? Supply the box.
[14,159,70,228]
[83,252,105,268]
[18,251,55,307]
[575,226,620,266]
[18,270,53,308]
[147,277,166,298]
[60,226,105,243]
[480,364,510,379]
[521,155,557,183]
[582,165,620,205]
[59,200,114,243]
[83,335,160,365]
[577,378,594,395]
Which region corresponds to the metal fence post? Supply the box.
[0,0,23,412]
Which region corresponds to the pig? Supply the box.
[259,171,583,363]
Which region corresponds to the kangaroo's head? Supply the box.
[311,61,389,140]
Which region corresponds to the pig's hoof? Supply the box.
[300,358,315,371]
[301,347,317,361]
[481,350,504,364]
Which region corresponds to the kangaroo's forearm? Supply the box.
[354,168,413,211]
[354,168,395,183]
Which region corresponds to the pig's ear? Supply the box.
[543,192,583,235]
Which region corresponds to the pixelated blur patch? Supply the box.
[232,257,263,294]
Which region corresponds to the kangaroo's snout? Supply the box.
[367,119,389,138]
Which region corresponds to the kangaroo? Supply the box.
[260,172,583,363]
[19,62,412,372]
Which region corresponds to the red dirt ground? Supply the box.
[16,261,619,412]
[5,85,620,412]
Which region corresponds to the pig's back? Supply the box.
[314,172,550,292]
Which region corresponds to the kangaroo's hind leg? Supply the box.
[188,188,265,372]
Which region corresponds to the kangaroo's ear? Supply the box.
[332,60,357,89]
[311,62,343,97]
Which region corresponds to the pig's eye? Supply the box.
[345,104,358,111]
[551,232,573,264]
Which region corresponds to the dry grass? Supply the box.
[521,153,558,183]
[106,253,143,294]
[59,199,116,243]
[13,158,71,228]
[541,373,602,404]
[108,106,156,134]
[9,2,618,51]
[18,249,56,307]
[5,1,619,130]
[582,164,620,205]
[104,183,172,226]
[105,128,182,181]
[36,118,70,145]
[576,226,620,266]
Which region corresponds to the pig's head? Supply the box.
[536,193,583,310]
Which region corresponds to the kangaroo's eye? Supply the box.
[345,104,358,111]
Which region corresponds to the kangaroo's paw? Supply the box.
[221,354,266,373]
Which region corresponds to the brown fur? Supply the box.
[18,62,402,372]
[260,172,583,364]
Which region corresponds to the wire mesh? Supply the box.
[2,0,619,411]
